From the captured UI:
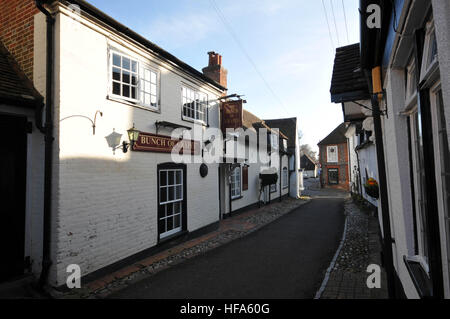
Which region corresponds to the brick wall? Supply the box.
[0,0,39,81]
[319,142,350,191]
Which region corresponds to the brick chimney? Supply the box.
[202,51,228,88]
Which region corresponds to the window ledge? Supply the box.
[181,116,207,127]
[107,95,161,113]
[231,195,243,201]
[403,255,433,298]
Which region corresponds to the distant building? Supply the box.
[300,154,318,178]
[318,123,349,191]
[264,118,303,198]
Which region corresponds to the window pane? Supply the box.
[160,171,167,186]
[122,85,130,97]
[176,171,181,184]
[131,87,136,99]
[168,186,174,202]
[145,94,150,105]
[122,57,130,70]
[166,202,173,216]
[160,187,167,203]
[131,61,137,72]
[174,215,180,228]
[112,68,120,81]
[145,69,150,81]
[113,54,121,67]
[122,71,130,84]
[151,71,157,83]
[175,186,182,200]
[151,95,157,106]
[131,75,137,86]
[112,82,120,95]
[167,216,173,231]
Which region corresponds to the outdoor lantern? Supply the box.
[121,124,141,153]
[127,124,141,145]
[105,129,123,155]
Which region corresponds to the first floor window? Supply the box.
[110,50,160,110]
[231,166,241,199]
[283,167,288,189]
[158,168,184,239]
[327,146,338,163]
[140,67,158,109]
[182,86,208,123]
[111,52,138,100]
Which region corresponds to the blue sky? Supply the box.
[87,0,360,152]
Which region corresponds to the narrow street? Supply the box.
[110,182,346,299]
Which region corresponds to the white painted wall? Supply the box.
[40,6,225,286]
[345,124,358,193]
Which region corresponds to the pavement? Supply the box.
[303,178,389,299]
[109,197,345,299]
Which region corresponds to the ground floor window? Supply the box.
[409,110,429,262]
[158,165,186,239]
[231,166,241,199]
[328,168,339,185]
[283,167,288,189]
[270,183,277,193]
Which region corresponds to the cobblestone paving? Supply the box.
[58,197,309,299]
[319,199,388,299]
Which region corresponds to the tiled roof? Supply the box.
[330,43,370,103]
[0,41,42,107]
[318,123,348,146]
[263,118,297,148]
[242,110,289,140]
[301,154,317,170]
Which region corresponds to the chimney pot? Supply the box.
[203,51,228,88]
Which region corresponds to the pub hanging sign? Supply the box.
[221,99,243,134]
[133,132,200,155]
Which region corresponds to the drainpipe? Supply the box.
[371,66,396,298]
[279,152,282,202]
[36,0,55,288]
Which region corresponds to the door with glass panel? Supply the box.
[158,165,186,240]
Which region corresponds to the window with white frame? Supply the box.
[182,86,208,123]
[435,88,450,270]
[420,20,439,83]
[230,166,241,199]
[327,145,338,163]
[283,167,288,189]
[158,169,183,239]
[270,133,279,150]
[406,57,417,102]
[110,50,160,110]
[140,67,158,109]
[111,52,139,101]
[409,111,429,263]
